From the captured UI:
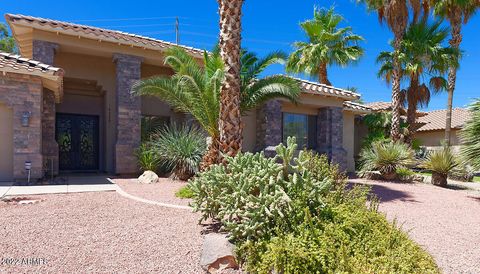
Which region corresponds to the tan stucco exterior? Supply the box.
[343,112,356,172]
[416,129,462,147]
[0,103,13,181]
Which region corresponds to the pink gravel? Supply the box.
[350,178,480,274]
[0,191,205,273]
[114,178,191,206]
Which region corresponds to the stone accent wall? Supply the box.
[256,100,282,156]
[33,40,60,175]
[0,73,43,180]
[317,107,347,171]
[113,53,142,174]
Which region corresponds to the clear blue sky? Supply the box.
[2,0,478,110]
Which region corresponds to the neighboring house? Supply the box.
[416,108,470,151]
[0,14,371,182]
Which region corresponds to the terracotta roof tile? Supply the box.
[6,14,205,56]
[365,101,427,117]
[343,101,372,113]
[0,51,63,76]
[290,77,360,100]
[417,108,470,132]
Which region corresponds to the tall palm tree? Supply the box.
[431,0,479,145]
[358,0,428,141]
[377,21,458,144]
[132,47,300,168]
[0,23,16,53]
[286,6,364,86]
[217,0,244,159]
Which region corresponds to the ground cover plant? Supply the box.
[189,137,438,273]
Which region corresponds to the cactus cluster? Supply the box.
[188,137,340,242]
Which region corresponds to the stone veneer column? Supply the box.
[113,53,142,174]
[256,100,282,156]
[33,40,60,176]
[317,107,347,171]
[0,74,43,180]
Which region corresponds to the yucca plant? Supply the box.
[149,124,207,180]
[422,147,458,187]
[358,140,415,180]
[460,99,480,170]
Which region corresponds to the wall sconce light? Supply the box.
[21,111,31,127]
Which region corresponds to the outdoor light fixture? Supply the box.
[25,161,32,183]
[21,111,31,127]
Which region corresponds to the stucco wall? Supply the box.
[343,112,356,172]
[242,110,257,152]
[0,103,13,181]
[416,130,461,147]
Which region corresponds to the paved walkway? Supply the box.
[0,176,117,198]
[350,178,480,274]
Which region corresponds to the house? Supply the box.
[415,108,470,151]
[0,14,371,182]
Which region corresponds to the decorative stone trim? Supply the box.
[33,40,60,176]
[113,53,143,174]
[317,107,347,171]
[256,100,282,156]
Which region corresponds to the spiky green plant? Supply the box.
[421,147,458,187]
[149,124,206,180]
[359,140,415,180]
[460,99,480,170]
[135,143,160,172]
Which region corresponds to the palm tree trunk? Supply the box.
[318,63,332,86]
[405,77,419,145]
[390,35,403,141]
[445,15,462,146]
[200,136,221,171]
[217,0,244,159]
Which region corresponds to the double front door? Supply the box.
[56,113,99,171]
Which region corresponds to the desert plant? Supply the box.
[175,186,195,199]
[460,99,480,170]
[358,140,415,180]
[189,137,337,242]
[149,124,206,180]
[421,147,458,187]
[396,167,416,182]
[135,143,160,172]
[238,187,439,274]
[449,163,474,182]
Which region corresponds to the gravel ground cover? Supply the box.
[114,178,191,206]
[350,178,480,274]
[0,191,205,273]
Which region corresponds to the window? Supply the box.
[282,113,317,149]
[141,115,170,141]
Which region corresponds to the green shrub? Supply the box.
[175,186,194,199]
[358,140,415,180]
[460,99,480,170]
[421,147,458,187]
[189,137,338,242]
[238,187,439,274]
[150,124,206,180]
[449,162,475,182]
[396,167,416,182]
[135,143,160,171]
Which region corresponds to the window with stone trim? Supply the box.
[282,113,317,149]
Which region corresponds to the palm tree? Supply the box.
[358,0,428,141]
[0,23,16,53]
[431,0,479,145]
[217,0,244,159]
[286,6,364,86]
[460,99,480,170]
[377,21,458,144]
[132,47,300,168]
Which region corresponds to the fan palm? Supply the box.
[431,0,479,145]
[460,99,480,170]
[132,47,300,168]
[286,6,364,86]
[358,0,429,141]
[377,21,459,144]
[217,0,244,159]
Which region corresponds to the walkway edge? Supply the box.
[107,178,192,210]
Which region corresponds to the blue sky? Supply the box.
[2,0,478,110]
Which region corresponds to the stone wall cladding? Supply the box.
[317,107,347,171]
[113,53,142,174]
[256,100,282,156]
[0,73,43,180]
[33,40,60,175]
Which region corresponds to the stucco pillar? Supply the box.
[33,40,59,176]
[317,107,347,171]
[256,100,282,156]
[113,53,142,174]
